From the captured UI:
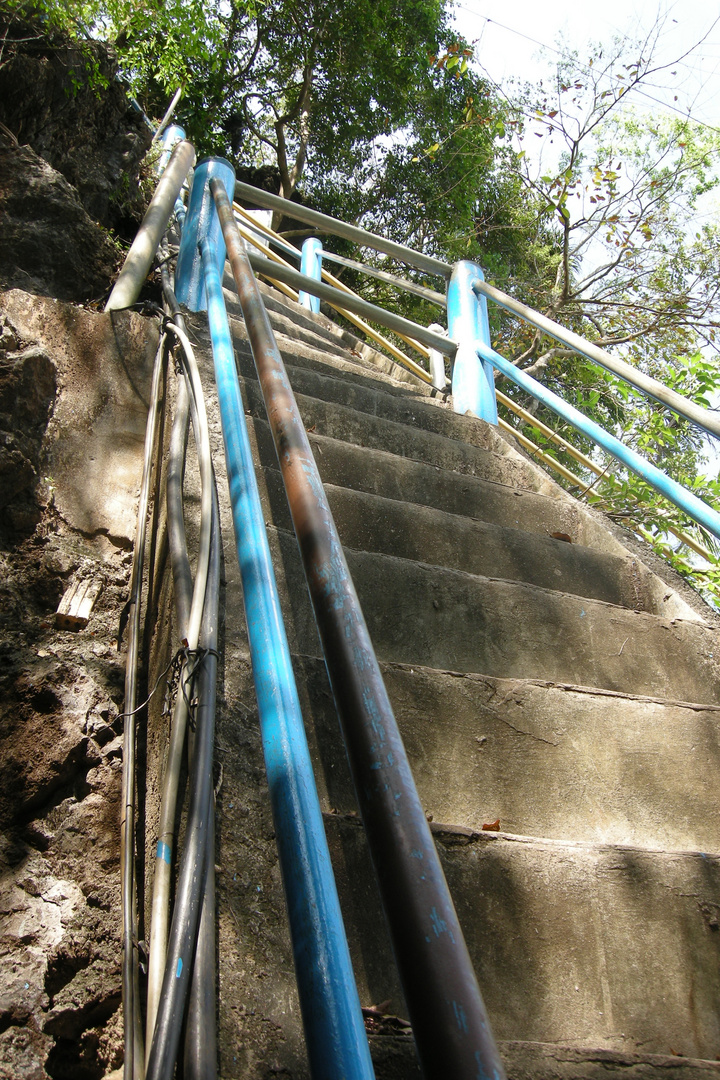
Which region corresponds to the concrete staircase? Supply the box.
[194,278,720,1078]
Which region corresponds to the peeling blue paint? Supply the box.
[453,1000,469,1033]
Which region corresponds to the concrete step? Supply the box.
[260,528,720,705]
[232,327,547,473]
[324,813,720,1060]
[225,280,435,395]
[318,484,693,618]
[251,458,695,618]
[367,1034,720,1079]
[237,368,552,495]
[291,654,720,853]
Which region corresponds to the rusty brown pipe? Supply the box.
[210,177,506,1080]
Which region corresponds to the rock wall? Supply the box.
[0,293,158,1080]
[0,15,151,230]
[0,14,152,304]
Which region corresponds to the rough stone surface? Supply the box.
[325,816,720,1060]
[0,289,156,1079]
[0,323,57,531]
[1,290,158,543]
[0,145,119,303]
[0,16,151,230]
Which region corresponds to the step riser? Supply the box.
[261,529,720,705]
[292,655,720,852]
[248,416,586,540]
[252,457,686,617]
[240,374,550,495]
[326,817,720,1060]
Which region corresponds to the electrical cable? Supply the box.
[121,328,169,1080]
[145,287,215,1052]
[145,491,220,1080]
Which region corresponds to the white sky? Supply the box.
[450,0,720,129]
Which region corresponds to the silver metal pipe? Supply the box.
[105,140,195,311]
[152,88,183,145]
[233,179,451,279]
[145,319,213,1050]
[473,279,720,441]
[320,248,446,305]
[246,251,456,355]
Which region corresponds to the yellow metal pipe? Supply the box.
[498,419,586,488]
[233,203,432,383]
[232,206,713,563]
[497,389,603,476]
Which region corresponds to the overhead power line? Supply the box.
[452,3,720,134]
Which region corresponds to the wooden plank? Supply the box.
[55,577,102,631]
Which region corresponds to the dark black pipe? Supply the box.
[145,488,220,1080]
[162,249,218,1080]
[184,792,217,1080]
[212,178,507,1080]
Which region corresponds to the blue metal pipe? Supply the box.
[477,339,720,542]
[212,179,507,1080]
[157,124,186,174]
[299,237,323,312]
[176,158,235,311]
[447,262,497,423]
[198,235,375,1080]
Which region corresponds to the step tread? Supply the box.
[368,1036,720,1080]
[258,527,718,704]
[319,482,699,618]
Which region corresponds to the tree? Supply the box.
[101,0,464,221]
[479,30,720,603]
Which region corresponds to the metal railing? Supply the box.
[112,139,720,1080]
[233,180,720,443]
[210,173,507,1080]
[172,158,376,1080]
[229,184,720,547]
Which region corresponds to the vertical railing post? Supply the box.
[299,236,323,312]
[447,261,497,422]
[427,322,449,390]
[156,123,186,173]
[175,157,235,312]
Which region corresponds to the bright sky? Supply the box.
[451,0,720,129]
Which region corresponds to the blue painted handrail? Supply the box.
[232,180,720,442]
[211,177,508,1080]
[299,236,323,312]
[178,163,375,1080]
[477,338,720,543]
[447,261,497,422]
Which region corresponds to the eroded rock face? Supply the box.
[0,144,120,304]
[0,16,151,231]
[0,314,57,533]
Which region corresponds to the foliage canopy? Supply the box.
[5,0,720,602]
